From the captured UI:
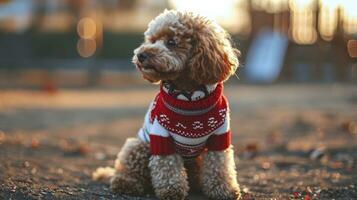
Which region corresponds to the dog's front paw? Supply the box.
[149,154,189,200]
[110,173,145,195]
[202,148,241,200]
[154,186,187,200]
[203,183,241,200]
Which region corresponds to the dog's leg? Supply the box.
[110,138,151,195]
[184,156,203,193]
[149,154,189,200]
[201,147,241,200]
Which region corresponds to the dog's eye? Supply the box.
[166,38,176,47]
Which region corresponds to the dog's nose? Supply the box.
[138,52,148,63]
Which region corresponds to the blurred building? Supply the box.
[0,0,356,86]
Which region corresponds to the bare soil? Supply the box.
[0,84,356,200]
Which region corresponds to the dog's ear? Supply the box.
[188,26,240,85]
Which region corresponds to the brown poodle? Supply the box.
[94,10,241,200]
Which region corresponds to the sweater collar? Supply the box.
[161,81,217,101]
[159,82,223,112]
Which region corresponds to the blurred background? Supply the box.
[0,0,356,87]
[0,1,356,199]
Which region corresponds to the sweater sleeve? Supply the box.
[149,118,175,155]
[138,101,154,143]
[206,113,231,151]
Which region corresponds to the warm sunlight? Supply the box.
[169,0,237,21]
[1,1,356,199]
[252,0,289,13]
[317,0,357,38]
[168,0,250,34]
[340,0,357,35]
[289,0,315,10]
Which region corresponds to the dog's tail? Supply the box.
[92,166,116,181]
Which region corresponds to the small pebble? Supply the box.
[79,144,90,155]
[293,191,299,198]
[31,168,37,174]
[261,161,271,170]
[242,143,259,159]
[94,152,106,160]
[31,138,40,149]
[57,168,63,174]
[11,186,17,193]
[331,172,341,182]
[310,147,326,161]
[341,121,357,135]
[266,130,283,144]
[242,193,252,200]
[330,161,343,169]
[242,187,250,193]
[306,186,312,193]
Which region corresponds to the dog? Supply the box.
[95,10,241,200]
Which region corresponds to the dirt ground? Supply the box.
[0,84,356,200]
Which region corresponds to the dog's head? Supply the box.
[133,10,240,86]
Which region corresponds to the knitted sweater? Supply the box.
[138,82,231,158]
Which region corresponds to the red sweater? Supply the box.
[138,83,231,158]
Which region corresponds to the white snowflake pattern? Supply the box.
[192,121,204,129]
[219,109,226,118]
[175,122,187,129]
[159,114,170,124]
[207,117,218,128]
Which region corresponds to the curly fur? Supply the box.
[149,154,189,200]
[133,9,240,90]
[185,14,240,85]
[201,146,241,200]
[110,138,152,195]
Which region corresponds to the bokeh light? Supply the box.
[289,0,317,45]
[347,40,357,58]
[252,0,289,13]
[340,0,357,35]
[77,38,96,58]
[318,0,339,41]
[77,17,97,39]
